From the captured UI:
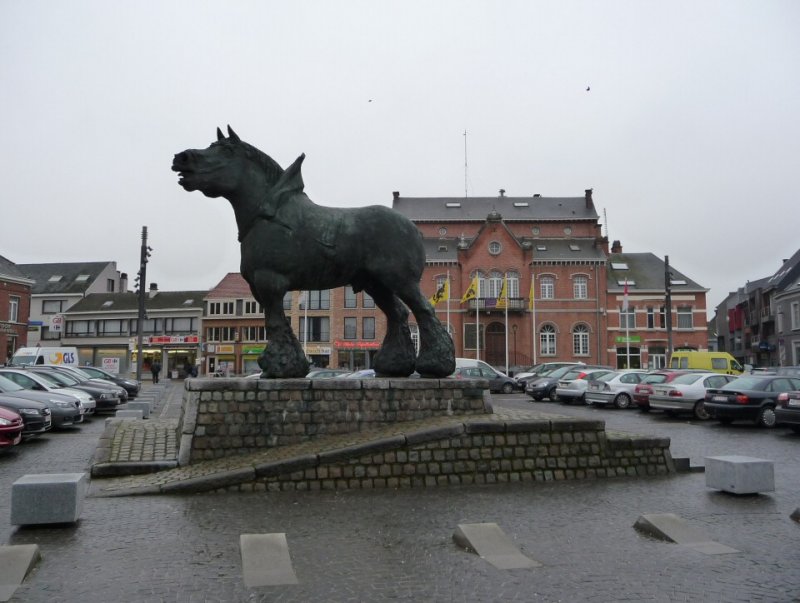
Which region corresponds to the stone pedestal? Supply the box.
[11,473,87,525]
[125,401,151,418]
[705,455,774,494]
[116,410,144,420]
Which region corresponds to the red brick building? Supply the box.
[199,190,708,375]
[0,255,33,363]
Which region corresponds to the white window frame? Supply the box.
[9,296,19,322]
[573,275,588,300]
[540,276,555,300]
[573,324,590,356]
[791,301,800,330]
[539,324,556,356]
[677,306,693,330]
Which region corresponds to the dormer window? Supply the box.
[75,274,90,282]
[611,262,629,270]
[48,275,62,282]
[446,202,461,208]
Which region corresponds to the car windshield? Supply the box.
[75,367,96,378]
[596,372,619,383]
[38,371,78,386]
[30,372,63,387]
[562,369,584,380]
[671,373,703,385]
[584,370,610,380]
[0,374,25,392]
[549,365,579,379]
[642,374,668,384]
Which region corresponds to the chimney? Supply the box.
[148,283,158,298]
[120,273,128,293]
[585,189,593,209]
[392,191,400,200]
[611,240,622,254]
[533,193,541,198]
[499,189,505,197]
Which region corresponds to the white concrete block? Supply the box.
[116,410,144,420]
[11,473,87,525]
[125,401,151,418]
[705,455,774,494]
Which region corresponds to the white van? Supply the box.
[10,347,80,367]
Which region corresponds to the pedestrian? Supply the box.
[184,360,193,379]
[151,360,161,384]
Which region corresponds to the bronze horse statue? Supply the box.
[172,126,455,378]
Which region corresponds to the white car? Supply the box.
[584,370,649,409]
[554,368,614,405]
[649,372,736,420]
[0,368,97,415]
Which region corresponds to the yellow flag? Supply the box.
[495,277,508,309]
[528,279,535,310]
[428,280,450,306]
[460,276,478,303]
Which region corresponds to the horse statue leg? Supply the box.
[257,294,310,378]
[365,283,416,377]
[395,282,456,378]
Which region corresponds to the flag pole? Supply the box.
[624,279,631,369]
[446,270,451,337]
[531,273,537,365]
[504,277,509,374]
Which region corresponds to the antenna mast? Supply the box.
[463,129,468,198]
[603,207,608,239]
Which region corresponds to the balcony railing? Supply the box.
[466,297,527,312]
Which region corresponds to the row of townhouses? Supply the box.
[711,248,800,368]
[1,190,711,377]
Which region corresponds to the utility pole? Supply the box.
[135,226,152,382]
[665,255,674,360]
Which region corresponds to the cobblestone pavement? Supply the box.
[1,385,799,602]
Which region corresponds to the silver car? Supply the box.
[584,370,649,409]
[554,368,614,405]
[649,372,735,420]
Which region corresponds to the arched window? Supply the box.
[488,270,503,298]
[573,275,588,299]
[540,276,555,299]
[409,323,420,355]
[470,270,486,298]
[540,324,556,356]
[573,324,590,356]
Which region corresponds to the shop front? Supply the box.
[131,335,200,379]
[334,340,380,371]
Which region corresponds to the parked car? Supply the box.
[775,391,800,433]
[37,365,129,402]
[0,368,97,415]
[26,366,122,412]
[525,364,589,401]
[451,366,519,394]
[776,366,800,378]
[306,369,351,379]
[584,370,649,408]
[77,365,141,398]
[554,368,614,405]
[0,373,84,429]
[515,362,584,387]
[345,369,376,379]
[0,405,24,449]
[0,393,51,438]
[704,375,800,428]
[648,372,736,420]
[633,370,694,412]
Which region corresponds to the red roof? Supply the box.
[205,272,252,299]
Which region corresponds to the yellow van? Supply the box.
[668,351,743,375]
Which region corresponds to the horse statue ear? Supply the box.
[217,127,225,141]
[227,125,241,142]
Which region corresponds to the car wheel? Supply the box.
[693,400,710,421]
[756,405,777,428]
[547,386,557,401]
[501,382,514,394]
[614,393,632,409]
[790,426,800,434]
[531,395,542,402]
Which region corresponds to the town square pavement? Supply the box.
[1,380,799,602]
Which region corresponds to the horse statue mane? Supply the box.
[173,126,455,379]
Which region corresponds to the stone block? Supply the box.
[11,473,87,525]
[705,455,774,494]
[116,410,144,420]
[125,401,151,418]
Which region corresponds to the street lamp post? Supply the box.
[135,226,152,383]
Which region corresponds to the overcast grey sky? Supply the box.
[2,1,798,318]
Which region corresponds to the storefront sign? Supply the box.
[242,346,265,355]
[216,345,235,354]
[102,357,120,374]
[615,336,641,344]
[0,322,16,334]
[305,345,331,355]
[50,314,64,332]
[334,340,381,350]
[148,335,200,344]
